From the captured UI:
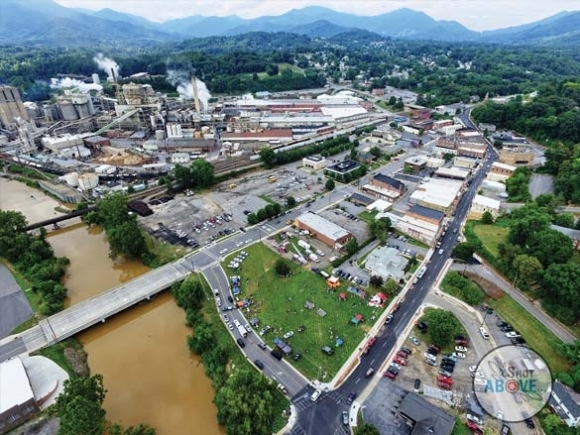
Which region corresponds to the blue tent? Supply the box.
[233,286,240,295]
[335,337,344,347]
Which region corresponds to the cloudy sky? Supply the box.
[54,0,579,31]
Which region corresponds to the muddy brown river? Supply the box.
[48,223,223,434]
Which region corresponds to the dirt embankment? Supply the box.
[462,271,505,299]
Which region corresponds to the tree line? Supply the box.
[172,277,280,435]
[0,210,69,315]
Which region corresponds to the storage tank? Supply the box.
[78,173,99,191]
[63,172,79,187]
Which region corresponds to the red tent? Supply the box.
[339,293,346,300]
[355,314,363,321]
[376,292,387,301]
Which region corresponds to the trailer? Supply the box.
[298,240,311,250]
[309,253,320,263]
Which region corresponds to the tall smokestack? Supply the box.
[111,68,117,84]
[192,77,201,114]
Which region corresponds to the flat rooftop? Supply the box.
[296,212,350,242]
[0,357,34,413]
[327,160,360,173]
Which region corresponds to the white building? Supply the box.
[454,156,478,169]
[440,124,464,136]
[435,166,470,180]
[410,178,463,213]
[302,155,327,171]
[482,179,507,193]
[467,194,501,220]
[167,123,183,139]
[41,134,84,153]
[364,246,408,283]
[170,153,191,164]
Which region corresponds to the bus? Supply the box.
[417,267,427,280]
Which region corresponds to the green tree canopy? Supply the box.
[214,369,278,435]
[421,309,463,348]
[274,258,291,276]
[354,423,381,435]
[325,178,336,191]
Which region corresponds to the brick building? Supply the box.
[362,173,407,201]
[295,212,353,248]
[396,205,445,245]
[499,146,535,166]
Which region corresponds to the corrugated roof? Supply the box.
[350,192,374,205]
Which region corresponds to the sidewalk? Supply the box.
[450,260,576,343]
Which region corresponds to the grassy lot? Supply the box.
[143,233,186,267]
[33,339,84,379]
[450,421,472,435]
[375,100,390,110]
[358,210,378,224]
[470,220,510,258]
[247,63,304,79]
[223,243,385,380]
[195,273,289,432]
[488,295,570,373]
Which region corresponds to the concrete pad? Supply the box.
[0,178,66,224]
[0,292,33,338]
[23,355,69,410]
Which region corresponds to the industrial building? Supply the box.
[410,178,463,214]
[364,246,408,283]
[0,86,28,129]
[362,173,407,201]
[294,212,353,249]
[396,205,445,245]
[0,358,39,434]
[404,155,428,173]
[434,166,470,180]
[325,160,360,177]
[487,161,516,182]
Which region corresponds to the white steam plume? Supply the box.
[93,53,120,80]
[166,69,212,110]
[50,77,102,93]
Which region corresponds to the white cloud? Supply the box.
[54,0,579,31]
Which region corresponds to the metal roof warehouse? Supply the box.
[295,212,352,247]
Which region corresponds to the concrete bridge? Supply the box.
[0,257,198,362]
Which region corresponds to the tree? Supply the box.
[481,211,494,224]
[442,152,455,163]
[345,238,359,256]
[214,369,277,435]
[354,423,381,435]
[542,263,580,324]
[453,242,476,263]
[512,254,543,287]
[349,146,358,161]
[325,178,336,191]
[369,146,382,159]
[421,309,462,348]
[369,275,384,287]
[527,229,574,267]
[190,159,215,188]
[369,218,391,245]
[259,148,277,168]
[174,164,193,189]
[286,196,296,208]
[508,204,551,246]
[274,258,291,276]
[54,374,107,435]
[172,277,205,311]
[384,278,399,296]
[554,212,576,229]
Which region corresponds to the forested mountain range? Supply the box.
[2,0,580,46]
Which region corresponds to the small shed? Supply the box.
[305,301,315,310]
[350,313,364,325]
[317,308,327,318]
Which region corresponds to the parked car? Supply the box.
[254,359,264,370]
[396,351,409,360]
[439,370,452,377]
[257,342,267,350]
[453,352,466,359]
[413,379,421,391]
[400,347,412,355]
[409,336,421,346]
[283,331,294,339]
[479,327,490,339]
[390,363,402,371]
[385,314,394,324]
[321,345,334,355]
[393,357,407,366]
[384,370,396,379]
[367,337,378,347]
[236,338,245,348]
[467,414,483,425]
[455,346,468,353]
[506,331,521,339]
[426,359,437,366]
[428,344,441,354]
[310,389,321,402]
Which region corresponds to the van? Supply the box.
[365,368,375,378]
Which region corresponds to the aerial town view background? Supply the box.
[2,1,580,435]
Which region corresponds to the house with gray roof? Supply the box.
[398,393,455,435]
[364,246,408,283]
[549,380,580,427]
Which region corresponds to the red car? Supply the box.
[455,339,468,346]
[438,375,452,384]
[466,421,481,432]
[393,357,407,366]
[363,345,372,355]
[396,351,409,359]
[367,337,378,347]
[438,381,452,390]
[384,370,396,379]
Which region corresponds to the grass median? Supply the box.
[470,219,510,258]
[223,243,385,380]
[489,295,570,373]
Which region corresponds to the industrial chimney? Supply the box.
[192,77,201,114]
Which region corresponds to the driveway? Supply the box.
[451,262,576,343]
[0,263,33,338]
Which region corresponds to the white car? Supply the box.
[245,324,252,333]
[283,331,294,339]
[390,363,402,371]
[474,378,487,386]
[479,327,490,340]
[223,314,229,322]
[453,352,466,359]
[467,414,483,425]
[227,323,234,330]
[215,297,222,307]
[310,389,322,402]
[506,331,521,338]
[455,346,468,353]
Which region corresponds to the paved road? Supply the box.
[0,263,32,339]
[450,263,576,343]
[288,145,498,434]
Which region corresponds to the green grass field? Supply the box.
[472,223,510,258]
[489,295,570,373]
[247,63,305,79]
[223,243,385,380]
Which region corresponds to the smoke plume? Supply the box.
[93,53,120,80]
[166,69,212,110]
[50,77,102,93]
